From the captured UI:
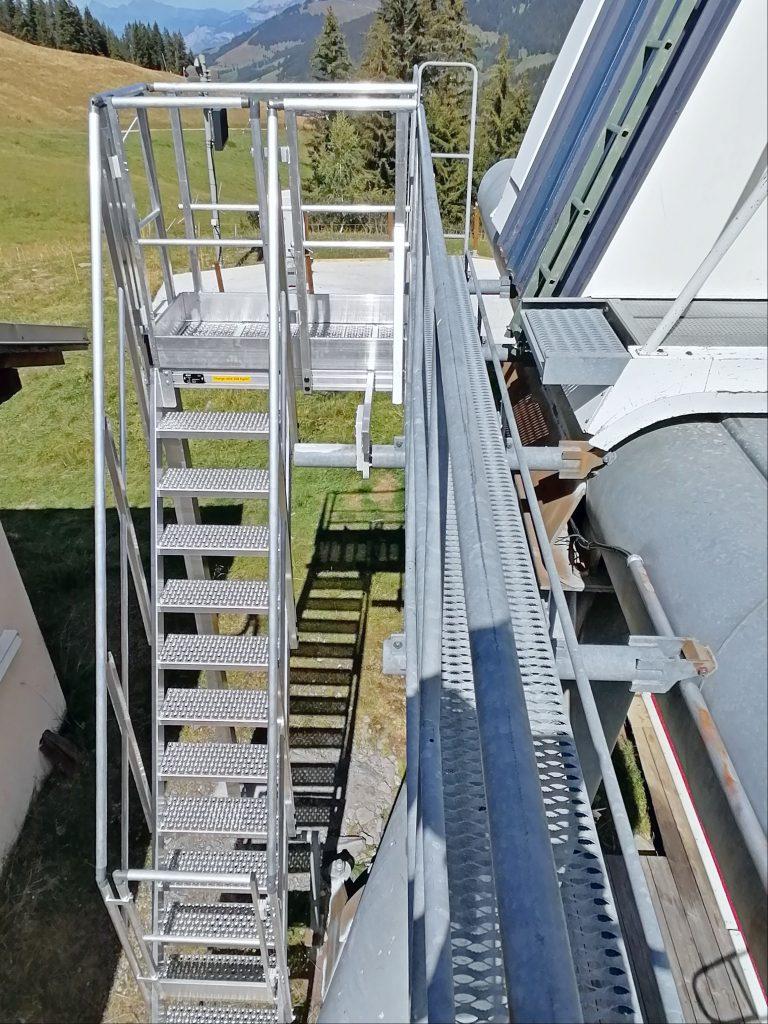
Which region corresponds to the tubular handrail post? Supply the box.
[91,100,108,888]
[471,247,684,1021]
[415,62,479,249]
[417,106,584,1023]
[118,286,130,872]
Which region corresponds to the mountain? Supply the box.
[76,0,294,52]
[211,0,578,84]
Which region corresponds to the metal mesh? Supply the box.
[160,579,269,614]
[158,411,269,438]
[160,687,269,726]
[159,796,268,838]
[159,634,269,671]
[525,307,625,357]
[162,1004,276,1024]
[159,525,269,556]
[163,849,268,889]
[161,742,269,782]
[159,467,269,497]
[157,901,274,945]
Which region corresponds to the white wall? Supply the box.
[587,0,767,299]
[0,521,66,866]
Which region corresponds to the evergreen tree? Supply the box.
[55,0,85,52]
[475,39,531,181]
[309,114,369,201]
[379,0,422,79]
[0,0,17,34]
[83,7,108,54]
[311,8,351,81]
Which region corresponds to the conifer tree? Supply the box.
[311,7,351,81]
[475,39,531,181]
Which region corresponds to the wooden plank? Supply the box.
[641,855,697,1023]
[630,700,750,1022]
[635,701,757,1021]
[605,854,666,1024]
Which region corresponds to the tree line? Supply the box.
[0,0,192,73]
[308,0,531,231]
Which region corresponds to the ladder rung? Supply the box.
[147,901,274,950]
[159,634,269,672]
[158,795,268,839]
[160,687,268,727]
[159,524,269,557]
[158,467,269,499]
[161,741,268,784]
[157,411,269,440]
[160,579,269,615]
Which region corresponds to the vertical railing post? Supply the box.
[392,111,409,405]
[90,100,109,888]
[118,286,130,872]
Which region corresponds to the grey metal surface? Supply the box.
[159,796,268,838]
[158,411,270,439]
[160,579,269,615]
[159,524,269,557]
[159,634,269,671]
[161,742,269,783]
[521,305,629,385]
[163,1004,277,1024]
[586,416,768,983]
[449,257,639,1023]
[159,953,271,998]
[613,298,768,349]
[151,901,274,948]
[163,849,268,889]
[158,468,269,499]
[160,687,269,726]
[318,785,409,1024]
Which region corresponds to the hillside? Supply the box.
[211,0,577,83]
[0,29,176,128]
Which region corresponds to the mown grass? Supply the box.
[0,33,406,1024]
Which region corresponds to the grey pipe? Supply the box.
[627,554,768,890]
[292,442,577,473]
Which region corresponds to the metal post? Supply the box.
[170,107,203,291]
[284,109,313,391]
[392,111,408,405]
[90,101,108,886]
[118,287,130,872]
[627,554,768,889]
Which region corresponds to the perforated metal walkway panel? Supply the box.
[444,259,639,1022]
[520,305,630,385]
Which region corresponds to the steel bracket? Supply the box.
[558,440,609,479]
[355,371,375,479]
[383,633,406,675]
[554,634,717,693]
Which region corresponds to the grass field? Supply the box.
[0,30,405,1022]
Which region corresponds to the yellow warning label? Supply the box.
[212,374,252,384]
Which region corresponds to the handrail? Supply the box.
[413,104,583,1023]
[467,249,684,1023]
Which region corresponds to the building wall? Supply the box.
[0,521,66,866]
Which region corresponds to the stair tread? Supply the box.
[162,1003,277,1024]
[158,467,269,498]
[159,524,269,556]
[159,796,268,838]
[160,579,269,614]
[150,901,275,947]
[161,742,268,783]
[160,688,269,726]
[161,951,272,984]
[158,411,269,439]
[163,849,268,890]
[159,634,269,671]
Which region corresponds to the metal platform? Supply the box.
[519,302,630,385]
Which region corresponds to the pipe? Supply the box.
[293,443,405,469]
[90,102,108,886]
[627,554,768,890]
[419,108,583,1024]
[150,81,418,96]
[640,165,767,354]
[281,97,417,113]
[475,247,684,1020]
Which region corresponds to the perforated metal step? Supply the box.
[158,468,269,500]
[159,634,269,672]
[158,795,268,839]
[162,849,268,892]
[148,901,274,949]
[161,742,269,784]
[157,952,273,1001]
[158,411,269,440]
[160,688,269,727]
[160,579,269,615]
[162,1003,277,1024]
[519,303,629,385]
[159,524,269,557]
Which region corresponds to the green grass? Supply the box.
[0,45,406,1024]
